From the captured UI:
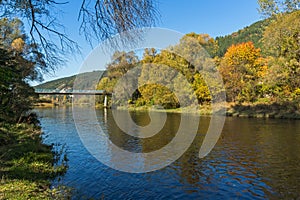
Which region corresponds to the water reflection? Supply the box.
[36,107,300,199]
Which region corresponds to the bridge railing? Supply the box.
[34,89,107,94]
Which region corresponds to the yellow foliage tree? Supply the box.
[219,42,267,102]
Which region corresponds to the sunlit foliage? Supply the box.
[219,42,267,102]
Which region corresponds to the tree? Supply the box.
[215,19,271,57]
[138,63,180,108]
[97,34,223,108]
[261,11,300,101]
[219,42,267,102]
[141,48,157,64]
[97,51,139,104]
[106,51,139,79]
[258,0,300,17]
[0,18,47,122]
[192,73,211,104]
[0,47,37,122]
[262,10,300,60]
[137,48,196,108]
[184,33,219,58]
[173,35,225,104]
[150,50,194,81]
[0,18,46,81]
[137,35,222,107]
[0,0,158,69]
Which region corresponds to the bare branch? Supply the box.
[78,0,158,45]
[0,0,158,71]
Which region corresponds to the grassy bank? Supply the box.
[0,123,70,199]
[111,102,300,119]
[115,104,214,115]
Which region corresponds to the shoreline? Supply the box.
[35,102,300,119]
[0,123,70,199]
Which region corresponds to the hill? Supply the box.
[215,18,270,57]
[35,71,105,90]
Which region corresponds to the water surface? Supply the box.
[36,107,300,199]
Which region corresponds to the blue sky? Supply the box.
[35,0,262,85]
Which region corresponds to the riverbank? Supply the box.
[115,102,300,119]
[226,102,300,119]
[35,101,300,119]
[0,123,70,199]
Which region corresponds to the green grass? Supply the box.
[0,123,71,199]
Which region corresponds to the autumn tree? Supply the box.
[138,62,180,108]
[106,51,139,79]
[98,34,222,108]
[137,34,221,107]
[141,48,157,64]
[219,42,267,102]
[192,73,211,104]
[137,47,199,108]
[174,35,224,104]
[97,51,139,101]
[261,10,300,101]
[263,11,300,60]
[184,33,219,58]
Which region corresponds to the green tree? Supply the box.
[0,18,50,122]
[0,47,37,122]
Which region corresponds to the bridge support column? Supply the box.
[104,95,108,108]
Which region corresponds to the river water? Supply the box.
[36,107,300,199]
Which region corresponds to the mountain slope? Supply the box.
[35,71,105,90]
[215,18,270,57]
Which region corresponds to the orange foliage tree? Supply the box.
[219,42,267,102]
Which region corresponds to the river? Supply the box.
[35,107,300,199]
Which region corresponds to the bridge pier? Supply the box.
[104,95,108,108]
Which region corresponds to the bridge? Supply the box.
[35,89,111,95]
[35,89,111,107]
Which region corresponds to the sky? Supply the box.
[33,0,262,85]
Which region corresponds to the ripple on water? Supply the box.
[36,108,300,199]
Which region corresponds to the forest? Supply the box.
[97,10,300,118]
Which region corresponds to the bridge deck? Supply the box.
[35,89,111,95]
